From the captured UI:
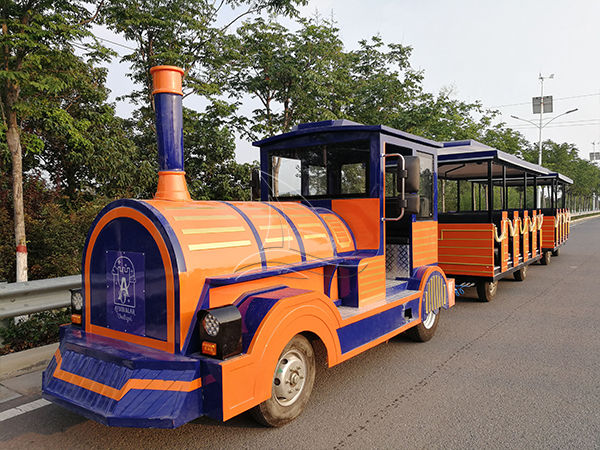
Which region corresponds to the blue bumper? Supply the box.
[42,326,204,428]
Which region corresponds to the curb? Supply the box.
[0,343,58,381]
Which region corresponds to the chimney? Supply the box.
[150,65,191,201]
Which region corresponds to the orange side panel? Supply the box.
[438,238,493,249]
[438,254,495,266]
[500,211,509,272]
[437,263,494,277]
[531,211,538,255]
[412,221,438,267]
[522,211,530,261]
[332,198,380,250]
[541,216,556,248]
[438,246,493,258]
[438,222,495,277]
[357,255,386,306]
[512,211,520,267]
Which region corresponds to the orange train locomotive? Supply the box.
[42,66,454,428]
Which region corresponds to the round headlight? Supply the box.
[203,313,220,337]
[71,290,83,312]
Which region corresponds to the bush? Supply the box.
[0,309,71,355]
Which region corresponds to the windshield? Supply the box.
[268,140,370,199]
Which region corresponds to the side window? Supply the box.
[416,151,434,219]
[273,156,301,197]
[384,144,412,199]
[341,163,367,194]
[308,165,326,195]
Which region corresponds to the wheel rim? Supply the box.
[422,310,437,329]
[489,281,498,296]
[273,349,307,406]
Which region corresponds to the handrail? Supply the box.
[494,222,507,242]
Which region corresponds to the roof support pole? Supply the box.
[488,160,494,223]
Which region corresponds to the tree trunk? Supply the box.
[6,98,27,282]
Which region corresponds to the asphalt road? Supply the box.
[1,217,599,450]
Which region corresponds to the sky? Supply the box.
[103,0,600,166]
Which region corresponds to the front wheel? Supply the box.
[250,335,316,427]
[477,280,498,302]
[514,265,527,281]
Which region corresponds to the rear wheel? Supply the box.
[514,265,527,281]
[250,335,315,427]
[552,247,561,257]
[540,251,551,265]
[477,280,498,302]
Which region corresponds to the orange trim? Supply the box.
[84,207,176,353]
[150,65,184,95]
[49,349,201,401]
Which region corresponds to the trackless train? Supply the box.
[42,66,569,428]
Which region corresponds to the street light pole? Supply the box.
[511,108,578,140]
[538,73,554,165]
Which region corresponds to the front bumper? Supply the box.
[42,326,204,428]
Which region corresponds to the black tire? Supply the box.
[514,265,527,281]
[250,335,315,427]
[552,247,561,257]
[540,251,551,265]
[477,280,498,302]
[405,309,439,342]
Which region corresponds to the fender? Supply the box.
[219,289,342,420]
[415,265,454,319]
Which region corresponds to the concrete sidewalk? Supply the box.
[0,343,57,404]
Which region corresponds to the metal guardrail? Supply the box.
[571,210,600,218]
[0,275,80,320]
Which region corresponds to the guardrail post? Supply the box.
[0,318,8,346]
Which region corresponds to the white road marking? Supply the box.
[0,398,51,422]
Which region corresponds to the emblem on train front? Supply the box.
[106,251,145,335]
[112,256,136,308]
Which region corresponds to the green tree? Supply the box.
[0,0,107,281]
[480,125,532,157]
[23,59,155,200]
[226,15,349,140]
[345,35,424,130]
